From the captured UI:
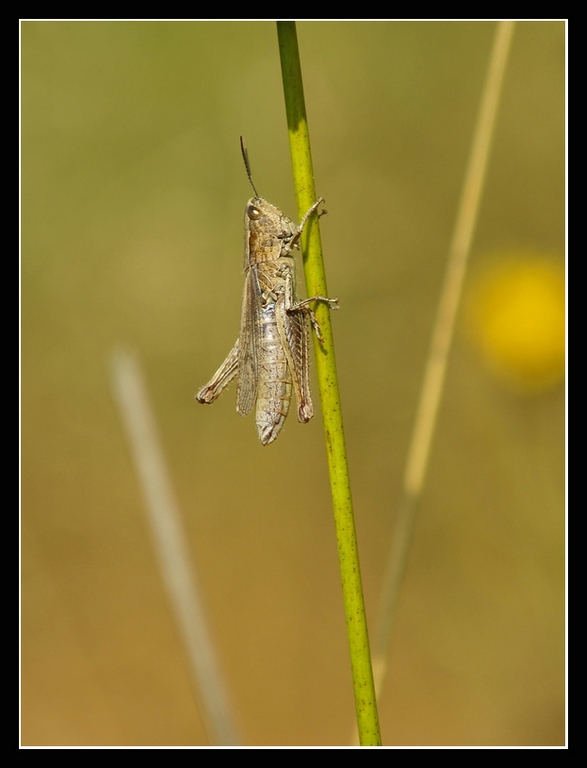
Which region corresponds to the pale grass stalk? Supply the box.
[372,18,516,721]
[110,348,240,746]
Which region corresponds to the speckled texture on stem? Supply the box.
[276,21,381,747]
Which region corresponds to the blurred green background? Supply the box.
[21,21,565,746]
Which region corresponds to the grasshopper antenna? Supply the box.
[239,136,259,198]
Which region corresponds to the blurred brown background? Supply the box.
[21,21,565,746]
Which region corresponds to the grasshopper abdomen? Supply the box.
[254,303,293,445]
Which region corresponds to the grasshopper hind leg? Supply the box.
[196,339,239,404]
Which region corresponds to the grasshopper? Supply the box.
[196,138,338,445]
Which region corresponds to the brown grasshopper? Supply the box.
[196,138,338,445]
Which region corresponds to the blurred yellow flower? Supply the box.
[465,252,565,391]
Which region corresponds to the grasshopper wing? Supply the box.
[236,266,261,416]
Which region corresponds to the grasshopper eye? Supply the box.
[247,205,262,220]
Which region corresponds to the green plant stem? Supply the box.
[276,22,381,747]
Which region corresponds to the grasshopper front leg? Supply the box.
[285,198,325,254]
[196,339,239,404]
